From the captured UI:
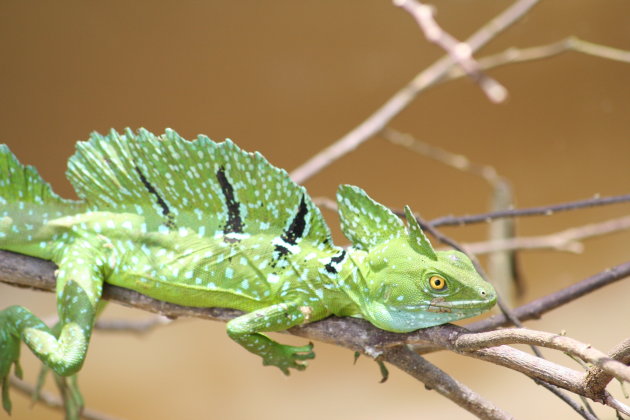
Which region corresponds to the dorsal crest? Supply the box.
[403,205,437,260]
[65,128,332,247]
[336,185,404,250]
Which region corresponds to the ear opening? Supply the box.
[404,205,437,260]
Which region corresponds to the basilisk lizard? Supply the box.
[0,128,496,417]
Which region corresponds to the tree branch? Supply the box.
[380,346,513,420]
[467,260,630,332]
[289,0,540,184]
[463,215,630,255]
[583,337,630,398]
[428,193,630,227]
[454,328,630,384]
[444,37,630,83]
[3,249,630,416]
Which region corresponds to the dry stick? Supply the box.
[454,329,630,384]
[289,0,541,184]
[380,346,513,420]
[467,260,630,332]
[395,325,627,417]
[9,376,124,420]
[583,338,630,398]
[444,37,630,83]
[463,215,630,255]
[304,35,630,225]
[429,194,630,227]
[2,251,630,415]
[393,0,508,103]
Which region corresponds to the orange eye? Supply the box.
[429,276,447,290]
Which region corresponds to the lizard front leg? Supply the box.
[0,241,107,416]
[226,301,315,375]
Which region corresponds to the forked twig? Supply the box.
[393,0,508,103]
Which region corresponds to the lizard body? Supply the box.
[0,129,496,418]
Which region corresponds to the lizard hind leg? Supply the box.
[0,242,106,416]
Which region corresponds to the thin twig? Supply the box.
[467,260,630,332]
[289,0,541,183]
[462,215,630,255]
[444,37,630,83]
[9,376,124,420]
[428,194,630,227]
[393,0,507,103]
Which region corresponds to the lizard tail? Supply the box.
[0,145,85,255]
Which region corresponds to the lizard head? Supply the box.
[336,185,496,333]
[360,233,496,333]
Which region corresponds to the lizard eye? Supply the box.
[429,275,447,291]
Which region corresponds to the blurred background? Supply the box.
[1,1,630,419]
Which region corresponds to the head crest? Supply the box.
[336,185,404,250]
[403,205,437,260]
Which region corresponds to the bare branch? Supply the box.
[428,194,630,227]
[444,37,630,83]
[381,346,513,420]
[463,215,630,255]
[3,250,630,415]
[584,338,630,397]
[393,0,507,103]
[468,260,630,332]
[455,328,630,384]
[289,0,541,183]
[9,376,124,420]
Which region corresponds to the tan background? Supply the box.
[1,1,630,419]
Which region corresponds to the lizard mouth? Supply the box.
[395,297,495,313]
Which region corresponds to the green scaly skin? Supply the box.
[0,129,496,418]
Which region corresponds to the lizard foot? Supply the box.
[0,322,22,414]
[262,342,315,375]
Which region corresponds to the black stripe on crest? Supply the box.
[134,165,176,229]
[216,166,244,238]
[282,194,308,245]
[273,194,309,263]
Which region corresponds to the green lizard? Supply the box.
[0,128,496,417]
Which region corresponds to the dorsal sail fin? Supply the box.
[66,128,332,248]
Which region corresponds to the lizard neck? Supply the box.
[321,246,370,318]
